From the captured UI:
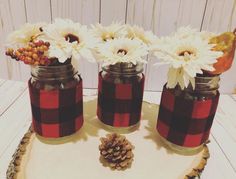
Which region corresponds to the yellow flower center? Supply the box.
[117,49,127,56]
[177,49,196,62]
[178,50,193,56]
[65,33,79,43]
[102,34,114,42]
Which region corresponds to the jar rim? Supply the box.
[195,74,220,79]
[31,63,73,69]
[102,62,144,76]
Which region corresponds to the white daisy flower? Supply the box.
[95,38,148,65]
[91,22,126,42]
[43,18,96,63]
[151,36,223,89]
[173,26,216,41]
[6,23,45,47]
[125,25,157,46]
[173,26,198,38]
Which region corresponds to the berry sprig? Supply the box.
[6,40,51,66]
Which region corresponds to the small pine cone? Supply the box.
[99,133,134,170]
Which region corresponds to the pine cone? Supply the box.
[99,133,134,170]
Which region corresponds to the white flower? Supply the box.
[173,26,216,41]
[125,25,157,46]
[6,23,45,47]
[43,18,96,63]
[151,36,223,89]
[95,38,148,65]
[173,26,198,39]
[91,22,126,42]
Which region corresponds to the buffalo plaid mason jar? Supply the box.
[97,62,145,132]
[157,74,220,154]
[28,63,83,138]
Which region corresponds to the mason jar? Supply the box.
[28,63,83,138]
[157,74,220,154]
[97,62,145,133]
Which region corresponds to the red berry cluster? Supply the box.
[6,40,51,66]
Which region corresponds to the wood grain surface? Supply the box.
[0,0,235,92]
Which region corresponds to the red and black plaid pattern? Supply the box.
[157,85,220,147]
[28,77,83,138]
[97,72,145,127]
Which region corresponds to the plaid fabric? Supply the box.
[97,72,145,127]
[28,77,83,138]
[157,85,220,147]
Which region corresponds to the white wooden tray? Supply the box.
[7,96,209,179]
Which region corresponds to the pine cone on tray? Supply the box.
[99,133,134,170]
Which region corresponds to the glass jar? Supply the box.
[29,63,83,138]
[97,62,145,133]
[157,74,220,154]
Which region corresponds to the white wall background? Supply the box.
[0,0,236,93]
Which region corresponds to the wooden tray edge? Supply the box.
[6,126,210,179]
[6,126,33,179]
